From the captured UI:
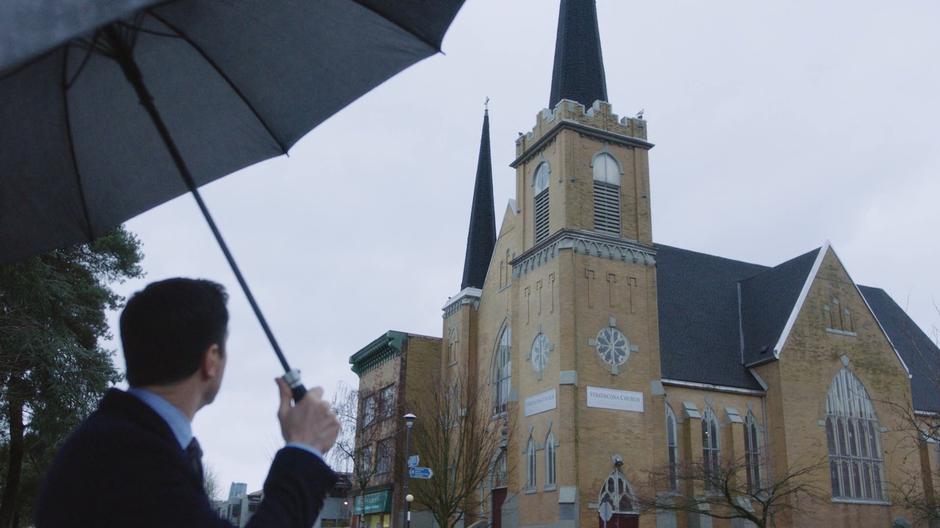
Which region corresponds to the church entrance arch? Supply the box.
[597,468,639,528]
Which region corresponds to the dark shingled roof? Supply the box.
[655,244,767,390]
[656,244,940,411]
[860,286,940,413]
[461,109,496,290]
[740,248,820,365]
[548,0,608,109]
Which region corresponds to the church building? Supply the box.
[350,1,940,527]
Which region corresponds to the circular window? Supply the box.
[596,327,630,367]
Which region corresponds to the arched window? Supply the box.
[545,431,557,488]
[825,368,885,501]
[492,325,512,414]
[592,153,621,236]
[534,162,550,243]
[744,411,762,493]
[598,469,637,514]
[666,404,679,491]
[526,435,537,490]
[702,406,720,491]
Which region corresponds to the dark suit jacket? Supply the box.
[36,389,337,527]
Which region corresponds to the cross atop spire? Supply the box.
[461,104,496,290]
[548,0,608,110]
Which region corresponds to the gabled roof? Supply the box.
[656,243,938,411]
[548,0,608,109]
[655,244,766,390]
[461,108,496,290]
[739,248,821,365]
[860,286,940,413]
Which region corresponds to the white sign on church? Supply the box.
[586,386,644,413]
[524,389,557,416]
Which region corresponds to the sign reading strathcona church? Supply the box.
[524,388,557,416]
[586,386,644,412]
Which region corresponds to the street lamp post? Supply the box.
[405,494,414,528]
[402,413,416,528]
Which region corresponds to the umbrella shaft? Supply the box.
[103,26,299,380]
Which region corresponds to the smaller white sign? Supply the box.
[524,389,557,416]
[586,386,644,413]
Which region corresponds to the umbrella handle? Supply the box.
[283,369,308,403]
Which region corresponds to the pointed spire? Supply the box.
[548,0,608,109]
[461,103,496,290]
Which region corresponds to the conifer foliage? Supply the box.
[0,227,143,527]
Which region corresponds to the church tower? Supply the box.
[445,2,663,527]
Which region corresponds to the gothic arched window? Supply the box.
[598,469,637,514]
[744,411,762,493]
[526,435,537,490]
[592,152,621,236]
[702,406,720,491]
[534,162,550,243]
[825,368,885,501]
[666,404,679,491]
[492,325,512,415]
[545,431,557,488]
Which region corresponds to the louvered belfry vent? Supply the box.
[593,181,620,235]
[535,190,550,243]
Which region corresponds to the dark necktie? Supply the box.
[186,437,204,486]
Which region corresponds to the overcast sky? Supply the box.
[102,0,940,493]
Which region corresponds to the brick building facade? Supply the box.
[350,1,940,527]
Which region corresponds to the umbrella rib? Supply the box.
[60,45,95,242]
[146,11,288,155]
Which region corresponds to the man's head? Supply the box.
[121,278,229,403]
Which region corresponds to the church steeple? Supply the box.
[461,105,496,290]
[548,0,608,109]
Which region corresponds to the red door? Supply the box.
[599,513,638,528]
[491,488,507,528]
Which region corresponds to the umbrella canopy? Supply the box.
[0,0,464,395]
[0,0,464,262]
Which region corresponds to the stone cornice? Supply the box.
[510,119,654,168]
[511,229,656,278]
[442,287,482,319]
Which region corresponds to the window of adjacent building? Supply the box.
[492,325,512,415]
[363,395,376,427]
[666,404,679,492]
[545,431,557,489]
[534,162,550,243]
[380,385,395,419]
[360,444,373,475]
[824,297,855,334]
[592,152,621,236]
[744,411,762,493]
[825,368,885,501]
[702,407,720,491]
[526,435,537,491]
[376,437,393,474]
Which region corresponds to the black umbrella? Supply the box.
[0,0,464,399]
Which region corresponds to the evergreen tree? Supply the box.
[0,227,143,527]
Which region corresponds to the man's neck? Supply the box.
[134,383,202,422]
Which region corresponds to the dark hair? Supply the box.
[120,278,229,387]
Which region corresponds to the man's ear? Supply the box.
[201,344,224,380]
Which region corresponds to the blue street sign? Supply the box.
[409,466,433,479]
[408,455,420,468]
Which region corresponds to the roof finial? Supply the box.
[484,96,490,114]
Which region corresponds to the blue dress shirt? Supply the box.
[126,388,323,460]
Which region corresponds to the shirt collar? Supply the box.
[127,387,193,450]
